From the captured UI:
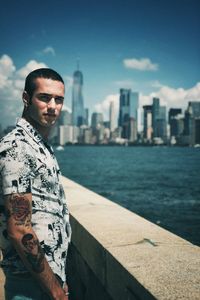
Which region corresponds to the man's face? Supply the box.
[25,77,65,128]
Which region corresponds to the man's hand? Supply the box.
[63,282,69,299]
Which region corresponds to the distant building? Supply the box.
[103,121,110,129]
[137,107,143,133]
[59,110,71,126]
[157,106,167,141]
[182,101,200,145]
[168,108,182,137]
[188,101,200,118]
[195,119,200,144]
[83,127,92,144]
[59,125,74,145]
[118,89,139,141]
[109,101,115,132]
[91,112,104,129]
[84,108,89,126]
[143,105,153,142]
[129,117,137,142]
[188,102,200,144]
[72,65,85,126]
[152,97,160,138]
[151,98,167,142]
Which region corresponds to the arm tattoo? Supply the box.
[22,233,45,273]
[8,194,31,226]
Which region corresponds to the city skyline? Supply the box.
[0,0,200,130]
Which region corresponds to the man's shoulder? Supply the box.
[0,126,26,154]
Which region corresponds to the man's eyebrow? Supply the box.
[37,93,51,96]
[37,93,64,98]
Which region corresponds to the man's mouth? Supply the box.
[44,113,56,117]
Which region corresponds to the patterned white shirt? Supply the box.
[0,118,71,282]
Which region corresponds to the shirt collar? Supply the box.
[16,118,44,144]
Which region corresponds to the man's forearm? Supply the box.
[10,228,67,299]
[5,193,68,299]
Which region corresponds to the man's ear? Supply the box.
[22,91,30,107]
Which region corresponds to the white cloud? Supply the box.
[0,55,48,129]
[0,54,16,88]
[17,60,47,78]
[42,46,55,56]
[123,57,158,71]
[140,82,200,110]
[94,94,119,113]
[0,54,16,77]
[94,94,119,125]
[149,80,163,88]
[36,46,56,57]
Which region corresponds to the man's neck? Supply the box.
[22,114,51,141]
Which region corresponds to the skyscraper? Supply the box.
[152,97,160,137]
[188,101,200,118]
[118,89,139,141]
[72,63,85,126]
[143,105,153,142]
[152,98,167,140]
[183,101,200,145]
[168,108,182,137]
[84,108,89,126]
[91,112,104,128]
[109,101,115,132]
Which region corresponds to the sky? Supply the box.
[0,0,199,129]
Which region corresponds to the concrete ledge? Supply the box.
[61,176,200,300]
[1,176,200,299]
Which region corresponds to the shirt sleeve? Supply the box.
[0,142,32,195]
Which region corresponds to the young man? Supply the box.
[0,68,71,299]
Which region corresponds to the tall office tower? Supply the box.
[168,108,182,137]
[188,102,200,144]
[137,107,143,133]
[152,97,160,137]
[84,108,89,126]
[184,104,195,145]
[195,119,200,144]
[91,112,104,128]
[72,65,85,126]
[143,105,153,142]
[118,89,139,140]
[59,110,72,126]
[109,101,115,132]
[188,101,200,118]
[129,117,137,142]
[189,101,200,144]
[156,106,167,140]
[183,101,200,145]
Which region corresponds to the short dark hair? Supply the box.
[24,68,64,98]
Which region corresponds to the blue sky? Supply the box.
[0,0,199,129]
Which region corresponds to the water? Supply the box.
[55,146,200,246]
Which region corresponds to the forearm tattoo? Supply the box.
[22,233,45,273]
[7,194,31,226]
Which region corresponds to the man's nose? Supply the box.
[48,97,56,109]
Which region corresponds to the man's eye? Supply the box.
[55,97,64,104]
[38,95,51,102]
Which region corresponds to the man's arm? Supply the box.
[5,192,68,300]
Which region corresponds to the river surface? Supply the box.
[55,146,200,246]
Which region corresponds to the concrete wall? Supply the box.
[62,177,200,300]
[1,176,200,299]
